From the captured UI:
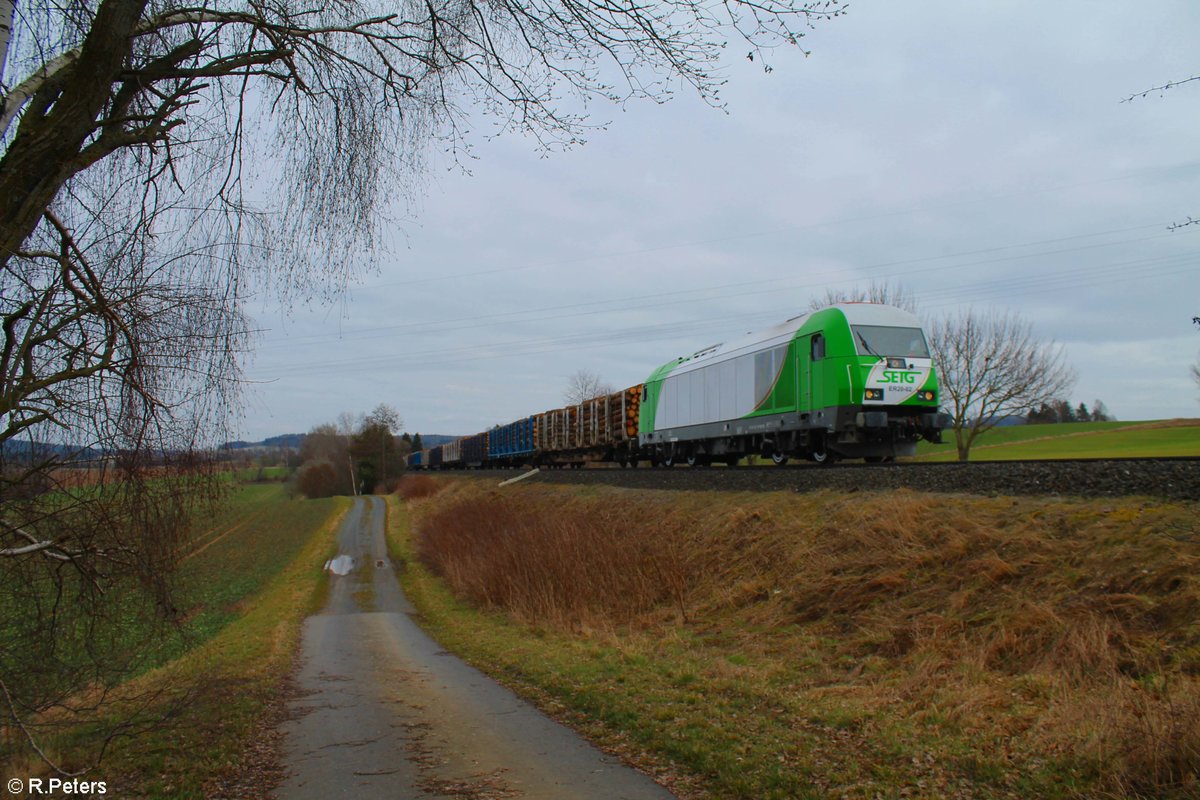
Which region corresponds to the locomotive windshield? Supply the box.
[851,325,930,358]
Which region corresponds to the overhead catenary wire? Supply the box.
[344,165,1198,291]
[248,252,1196,380]
[253,220,1197,353]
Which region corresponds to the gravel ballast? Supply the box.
[467,459,1200,501]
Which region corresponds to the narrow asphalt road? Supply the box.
[274,496,676,799]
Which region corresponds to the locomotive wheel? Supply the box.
[725,455,741,467]
[770,452,788,466]
[686,453,710,467]
[809,443,839,465]
[662,454,676,468]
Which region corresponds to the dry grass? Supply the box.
[393,474,445,500]
[410,480,1200,798]
[416,487,691,629]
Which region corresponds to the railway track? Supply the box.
[448,458,1200,500]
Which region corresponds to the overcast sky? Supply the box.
[241,1,1199,440]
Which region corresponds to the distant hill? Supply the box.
[0,440,105,461]
[417,434,459,448]
[223,433,305,451]
[222,432,460,451]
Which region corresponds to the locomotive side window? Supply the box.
[754,345,789,407]
[811,333,825,361]
[754,350,774,406]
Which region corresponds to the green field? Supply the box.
[107,484,346,797]
[914,419,1200,460]
[227,464,292,483]
[168,483,337,656]
[3,483,346,796]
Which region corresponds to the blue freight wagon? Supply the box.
[488,416,536,465]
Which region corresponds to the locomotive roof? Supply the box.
[666,303,924,374]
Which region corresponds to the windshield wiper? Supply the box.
[856,331,879,357]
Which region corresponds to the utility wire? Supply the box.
[248,255,1195,379]
[255,221,1195,350]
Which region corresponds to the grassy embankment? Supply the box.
[389,475,1200,799]
[5,483,347,798]
[913,419,1200,461]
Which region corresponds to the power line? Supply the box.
[248,252,1195,379]
[351,165,1198,290]
[254,220,1195,351]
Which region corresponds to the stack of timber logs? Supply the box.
[623,384,642,440]
[525,383,645,458]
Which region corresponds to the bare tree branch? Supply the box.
[1122,74,1200,104]
[564,369,613,404]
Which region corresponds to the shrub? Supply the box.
[394,474,442,500]
[293,460,340,498]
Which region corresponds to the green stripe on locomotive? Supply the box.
[638,304,940,436]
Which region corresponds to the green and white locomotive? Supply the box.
[637,304,948,465]
[408,303,949,469]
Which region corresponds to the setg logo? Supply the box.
[878,370,918,385]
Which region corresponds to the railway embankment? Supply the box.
[394,476,1200,799]
[480,458,1200,501]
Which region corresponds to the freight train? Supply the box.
[407,304,950,469]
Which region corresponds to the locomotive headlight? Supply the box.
[864,389,883,401]
[919,390,936,402]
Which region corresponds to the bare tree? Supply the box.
[294,422,354,496]
[1,195,236,771]
[563,369,613,405]
[365,403,402,435]
[359,403,403,491]
[1,0,845,770]
[927,309,1075,461]
[808,280,919,313]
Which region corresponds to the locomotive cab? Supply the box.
[815,305,949,459]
